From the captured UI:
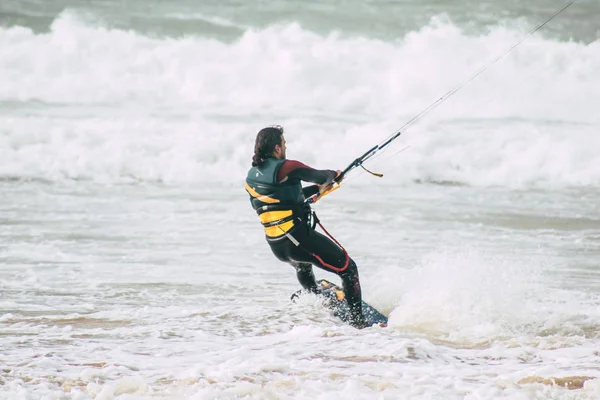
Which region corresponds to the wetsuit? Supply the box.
[245,157,365,327]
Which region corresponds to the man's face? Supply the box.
[274,134,287,159]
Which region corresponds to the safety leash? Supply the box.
[310,211,350,273]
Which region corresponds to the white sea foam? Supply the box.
[1,11,598,187]
[383,249,545,339]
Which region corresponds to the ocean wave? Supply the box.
[0,11,598,187]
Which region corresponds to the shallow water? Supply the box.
[2,182,600,398]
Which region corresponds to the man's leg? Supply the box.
[339,259,364,327]
[268,237,319,293]
[287,228,366,327]
[294,262,318,293]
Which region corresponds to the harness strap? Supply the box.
[261,214,296,228]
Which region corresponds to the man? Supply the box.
[244,125,366,328]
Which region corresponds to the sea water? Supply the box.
[1,0,599,398]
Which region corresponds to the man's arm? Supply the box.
[277,160,337,187]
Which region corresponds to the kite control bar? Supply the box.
[306,145,384,204]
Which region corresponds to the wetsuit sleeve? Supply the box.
[277,160,337,185]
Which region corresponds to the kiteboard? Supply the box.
[292,279,388,328]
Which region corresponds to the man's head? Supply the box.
[252,125,286,167]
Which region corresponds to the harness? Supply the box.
[245,159,349,271]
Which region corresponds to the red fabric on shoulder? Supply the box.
[277,160,311,182]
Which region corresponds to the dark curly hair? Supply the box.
[252,126,284,167]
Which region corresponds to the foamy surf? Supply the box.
[1,2,599,399]
[1,11,598,187]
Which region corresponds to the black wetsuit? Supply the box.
[245,158,364,327]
